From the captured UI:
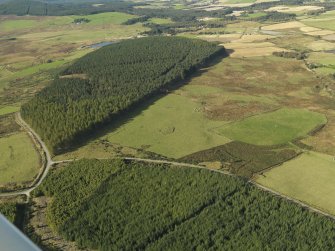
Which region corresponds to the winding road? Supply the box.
[1,113,335,221]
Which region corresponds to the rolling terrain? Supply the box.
[1,0,335,249]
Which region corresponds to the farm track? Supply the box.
[1,113,335,222]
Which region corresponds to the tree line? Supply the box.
[21,37,225,153]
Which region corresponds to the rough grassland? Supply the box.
[256,151,335,215]
[216,108,327,145]
[0,132,40,187]
[301,11,335,31]
[105,93,230,158]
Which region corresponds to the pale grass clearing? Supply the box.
[227,46,286,57]
[307,40,335,51]
[227,11,244,16]
[323,34,335,41]
[306,30,335,36]
[198,34,242,42]
[223,41,286,57]
[261,21,306,30]
[222,41,276,49]
[300,26,321,32]
[266,5,323,13]
[234,34,274,43]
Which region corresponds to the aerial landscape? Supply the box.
[0,0,335,249]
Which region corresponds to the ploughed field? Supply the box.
[36,159,335,250]
[21,36,225,154]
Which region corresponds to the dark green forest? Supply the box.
[21,37,225,153]
[0,0,137,16]
[37,159,335,250]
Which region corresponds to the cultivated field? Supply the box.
[256,151,335,215]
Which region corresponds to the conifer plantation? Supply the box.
[21,37,225,153]
[38,159,335,250]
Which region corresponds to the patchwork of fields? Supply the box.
[1,2,335,249]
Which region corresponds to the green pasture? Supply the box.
[256,151,335,215]
[105,92,230,158]
[19,24,147,44]
[0,106,20,116]
[0,132,40,187]
[0,12,136,33]
[301,11,335,31]
[216,108,327,145]
[314,66,335,75]
[308,52,335,65]
[71,12,137,26]
[0,19,38,32]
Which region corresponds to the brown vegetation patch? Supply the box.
[180,141,300,178]
[0,114,20,136]
[29,196,82,250]
[59,73,88,80]
[205,100,275,120]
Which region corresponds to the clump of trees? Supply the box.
[256,11,296,22]
[73,18,90,24]
[39,159,335,250]
[273,51,307,60]
[122,15,149,25]
[21,37,225,153]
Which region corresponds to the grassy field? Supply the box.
[0,106,20,116]
[301,11,335,31]
[216,108,327,145]
[308,52,335,65]
[0,132,40,187]
[256,151,335,215]
[104,92,230,158]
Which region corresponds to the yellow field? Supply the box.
[266,5,323,13]
[261,21,305,30]
[307,40,335,51]
[223,42,286,57]
[256,151,335,215]
[305,30,334,36]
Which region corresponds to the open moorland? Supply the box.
[1,0,335,249]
